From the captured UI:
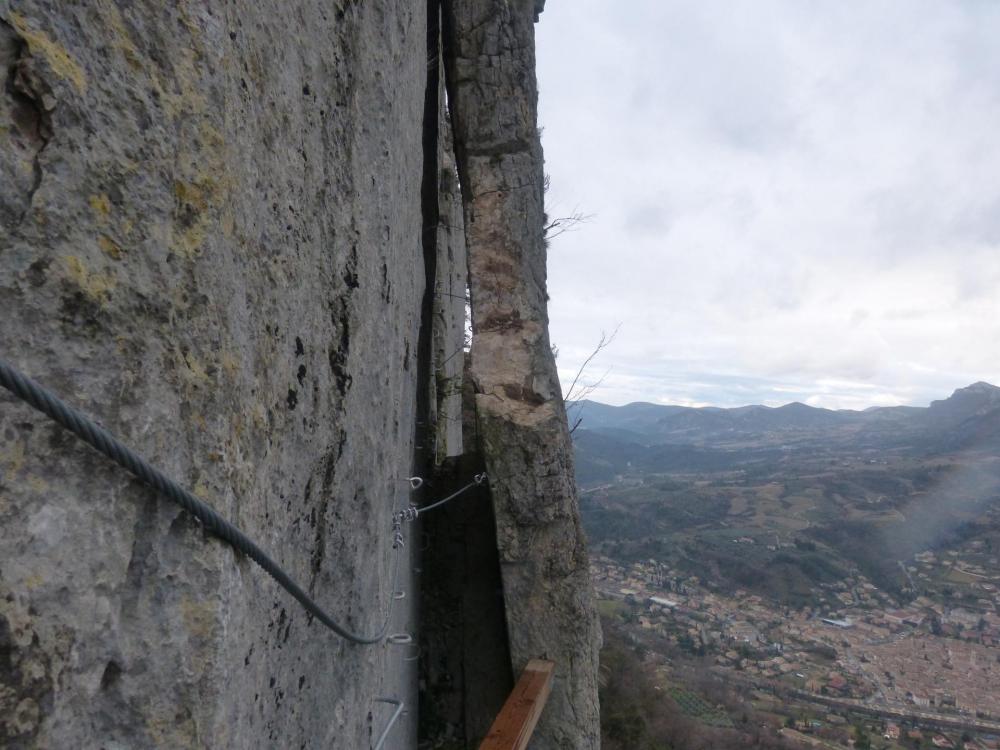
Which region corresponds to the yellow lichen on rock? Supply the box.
[178,349,211,384]
[8,13,87,93]
[88,193,112,219]
[98,235,125,260]
[95,0,143,70]
[62,256,116,301]
[179,597,216,641]
[192,479,214,501]
[220,351,241,377]
[171,169,229,260]
[173,180,211,211]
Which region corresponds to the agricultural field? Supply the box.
[666,686,735,728]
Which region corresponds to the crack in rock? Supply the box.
[1,18,53,229]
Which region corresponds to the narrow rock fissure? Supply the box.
[416,2,515,746]
[413,0,442,476]
[1,18,52,228]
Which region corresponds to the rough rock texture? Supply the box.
[428,10,466,466]
[442,1,602,748]
[0,2,434,748]
[430,119,467,464]
[1,1,600,748]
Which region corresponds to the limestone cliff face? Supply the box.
[0,2,430,747]
[0,1,598,748]
[442,0,602,747]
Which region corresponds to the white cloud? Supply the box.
[537,1,1000,408]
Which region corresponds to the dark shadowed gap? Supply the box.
[417,454,514,746]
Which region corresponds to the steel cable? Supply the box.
[0,358,401,644]
[413,472,487,516]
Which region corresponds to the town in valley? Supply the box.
[577,384,1000,749]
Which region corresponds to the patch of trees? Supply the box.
[600,621,810,750]
[806,521,906,595]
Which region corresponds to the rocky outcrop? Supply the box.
[442,1,602,748]
[0,2,434,747]
[429,15,467,466]
[1,1,599,748]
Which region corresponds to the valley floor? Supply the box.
[594,552,1000,748]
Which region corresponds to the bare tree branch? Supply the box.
[562,325,620,434]
[564,325,619,404]
[543,209,594,242]
[542,172,593,243]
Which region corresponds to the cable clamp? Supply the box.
[474,472,488,485]
[391,514,405,550]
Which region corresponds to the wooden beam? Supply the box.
[478,659,555,750]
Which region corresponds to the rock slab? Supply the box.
[0,2,435,747]
[442,1,602,747]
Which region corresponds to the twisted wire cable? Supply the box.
[0,358,399,645]
[413,472,487,516]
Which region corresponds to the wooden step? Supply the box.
[478,659,555,750]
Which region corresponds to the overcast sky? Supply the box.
[536,1,1000,410]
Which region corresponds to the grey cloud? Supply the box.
[624,203,671,237]
[950,196,1000,247]
[537,1,1000,409]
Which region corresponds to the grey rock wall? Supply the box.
[431,118,467,464]
[0,2,434,748]
[1,2,601,748]
[429,10,466,466]
[442,1,602,748]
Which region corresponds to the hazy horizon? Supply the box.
[578,377,998,411]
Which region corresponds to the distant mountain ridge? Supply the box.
[571,382,1000,483]
[575,381,1000,440]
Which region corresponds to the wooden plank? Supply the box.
[478,659,555,750]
